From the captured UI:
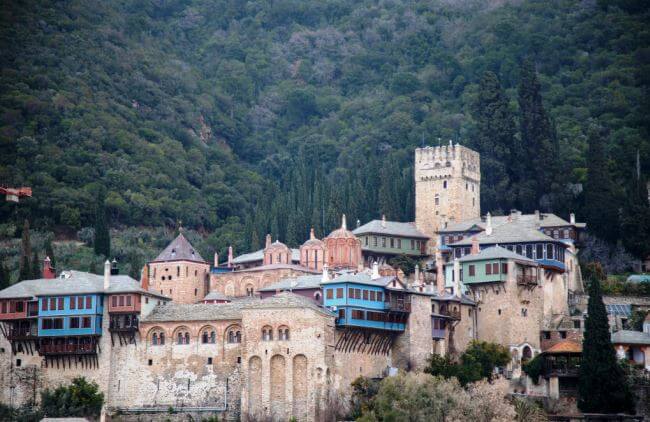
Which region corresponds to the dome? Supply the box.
[325,214,357,239]
[302,228,325,247]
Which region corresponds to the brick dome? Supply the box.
[324,215,362,269]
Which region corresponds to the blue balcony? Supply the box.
[38,315,103,337]
[335,307,406,331]
[38,295,103,317]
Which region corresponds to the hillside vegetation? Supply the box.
[0,0,648,264]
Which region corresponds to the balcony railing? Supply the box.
[40,343,96,355]
[109,324,138,333]
[6,329,36,340]
[387,298,411,313]
[517,275,538,285]
[440,309,461,320]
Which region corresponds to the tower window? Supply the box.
[443,180,447,189]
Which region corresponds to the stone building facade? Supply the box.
[414,144,481,249]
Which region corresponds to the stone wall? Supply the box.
[415,144,480,249]
[392,294,433,370]
[239,306,334,421]
[149,261,210,304]
[210,267,314,298]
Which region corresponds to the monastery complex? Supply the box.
[0,144,596,420]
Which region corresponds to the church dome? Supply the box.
[325,215,357,239]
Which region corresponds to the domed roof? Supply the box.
[326,215,358,240]
[302,228,325,247]
[264,234,289,250]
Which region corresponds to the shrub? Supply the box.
[40,377,104,419]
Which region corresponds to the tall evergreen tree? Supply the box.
[583,125,619,243]
[517,59,559,211]
[378,158,400,220]
[31,250,40,279]
[0,260,11,290]
[18,219,32,281]
[93,190,111,258]
[620,153,650,259]
[473,71,517,213]
[45,236,56,270]
[578,277,634,413]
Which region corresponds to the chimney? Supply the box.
[453,259,461,298]
[371,261,380,280]
[310,228,315,240]
[471,236,479,255]
[485,212,493,236]
[435,251,445,294]
[140,264,149,291]
[341,214,347,230]
[227,246,234,268]
[42,256,55,279]
[414,264,420,285]
[103,260,111,290]
[322,264,330,283]
[381,215,387,228]
[214,252,219,267]
[570,213,575,225]
[265,234,272,248]
[111,259,119,275]
[356,219,361,228]
[534,210,540,221]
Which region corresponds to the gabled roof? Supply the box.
[440,212,583,233]
[202,291,230,301]
[242,292,334,317]
[611,330,650,346]
[0,271,168,300]
[353,220,429,239]
[228,263,319,274]
[152,233,206,263]
[449,221,557,246]
[231,248,301,264]
[544,341,582,354]
[322,272,404,289]
[141,302,244,322]
[258,275,322,292]
[457,246,537,265]
[433,292,476,306]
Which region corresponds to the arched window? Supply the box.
[152,333,158,345]
[185,332,190,344]
[262,326,273,341]
[443,180,448,189]
[150,329,165,346]
[278,326,290,341]
[314,291,322,301]
[226,325,242,343]
[177,266,180,276]
[210,331,216,343]
[202,331,209,344]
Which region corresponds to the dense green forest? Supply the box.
[0,0,648,271]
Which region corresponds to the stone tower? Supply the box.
[414,143,480,249]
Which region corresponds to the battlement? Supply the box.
[415,144,480,181]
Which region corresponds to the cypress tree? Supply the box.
[473,71,516,213]
[93,190,111,258]
[31,251,40,279]
[45,236,56,270]
[620,153,650,259]
[517,59,559,211]
[0,260,11,290]
[578,277,634,413]
[378,158,400,220]
[583,125,619,243]
[18,219,32,281]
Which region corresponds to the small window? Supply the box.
[86,296,92,309]
[111,296,116,307]
[573,320,581,329]
[82,317,91,328]
[377,292,383,302]
[336,288,343,299]
[492,263,499,274]
[543,331,551,339]
[560,331,567,339]
[498,309,501,315]
[443,180,447,189]
[119,296,125,306]
[381,237,386,247]
[58,297,64,310]
[126,296,131,306]
[326,289,333,299]
[207,357,213,365]
[16,359,21,367]
[148,359,153,366]
[468,265,475,276]
[501,263,508,274]
[363,290,369,300]
[485,264,492,275]
[194,288,198,296]
[70,317,80,329]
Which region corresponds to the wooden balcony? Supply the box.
[39,343,97,355]
[6,329,37,341]
[517,274,538,285]
[387,297,411,313]
[440,308,461,320]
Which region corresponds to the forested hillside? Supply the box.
[0,0,648,263]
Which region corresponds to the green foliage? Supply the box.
[522,354,543,384]
[0,0,647,258]
[30,250,39,280]
[356,372,516,421]
[425,341,510,385]
[578,277,635,413]
[387,254,417,276]
[620,168,650,259]
[512,397,547,422]
[349,376,381,419]
[40,377,104,419]
[0,403,43,422]
[93,190,110,259]
[18,220,31,282]
[44,236,56,271]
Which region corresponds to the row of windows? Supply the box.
[150,327,243,346]
[153,266,206,279]
[542,228,572,240]
[453,243,565,262]
[325,288,344,300]
[0,300,24,314]
[347,288,384,302]
[349,309,405,323]
[41,316,95,330]
[262,325,290,341]
[42,296,96,311]
[364,236,423,251]
[466,262,509,277]
[110,295,135,307]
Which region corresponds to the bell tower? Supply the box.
[414,143,480,250]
